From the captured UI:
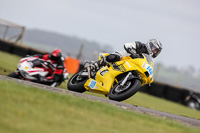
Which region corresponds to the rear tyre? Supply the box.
[109,79,141,101]
[67,70,88,93]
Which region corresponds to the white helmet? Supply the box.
[147,39,162,58]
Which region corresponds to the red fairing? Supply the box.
[28,67,50,74]
[20,58,29,63]
[28,70,41,73]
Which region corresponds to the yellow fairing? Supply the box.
[84,54,154,95]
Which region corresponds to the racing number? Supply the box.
[146,65,153,75]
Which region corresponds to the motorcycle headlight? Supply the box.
[100,70,108,76]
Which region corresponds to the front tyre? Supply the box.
[67,70,88,93]
[8,72,20,79]
[109,79,141,101]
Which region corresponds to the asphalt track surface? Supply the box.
[1,75,200,127]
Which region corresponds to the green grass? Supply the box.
[85,92,200,120]
[0,80,199,133]
[0,51,21,75]
[124,92,200,119]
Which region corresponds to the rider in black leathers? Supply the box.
[85,39,162,70]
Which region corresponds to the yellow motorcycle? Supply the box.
[67,53,154,101]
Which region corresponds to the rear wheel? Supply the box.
[67,70,88,93]
[109,79,141,101]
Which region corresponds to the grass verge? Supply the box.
[0,80,199,133]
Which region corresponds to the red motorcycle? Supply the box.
[8,56,69,87]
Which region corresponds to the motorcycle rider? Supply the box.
[33,49,66,86]
[86,39,162,70]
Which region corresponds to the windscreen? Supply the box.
[143,54,154,66]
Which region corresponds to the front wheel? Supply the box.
[8,72,20,79]
[108,79,141,101]
[67,70,88,93]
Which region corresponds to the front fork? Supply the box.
[87,67,91,79]
[119,71,140,87]
[120,72,132,86]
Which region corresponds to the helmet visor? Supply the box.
[149,42,161,58]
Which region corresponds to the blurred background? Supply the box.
[0,0,200,93]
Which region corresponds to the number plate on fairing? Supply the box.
[89,79,97,89]
[142,62,153,77]
[145,64,153,76]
